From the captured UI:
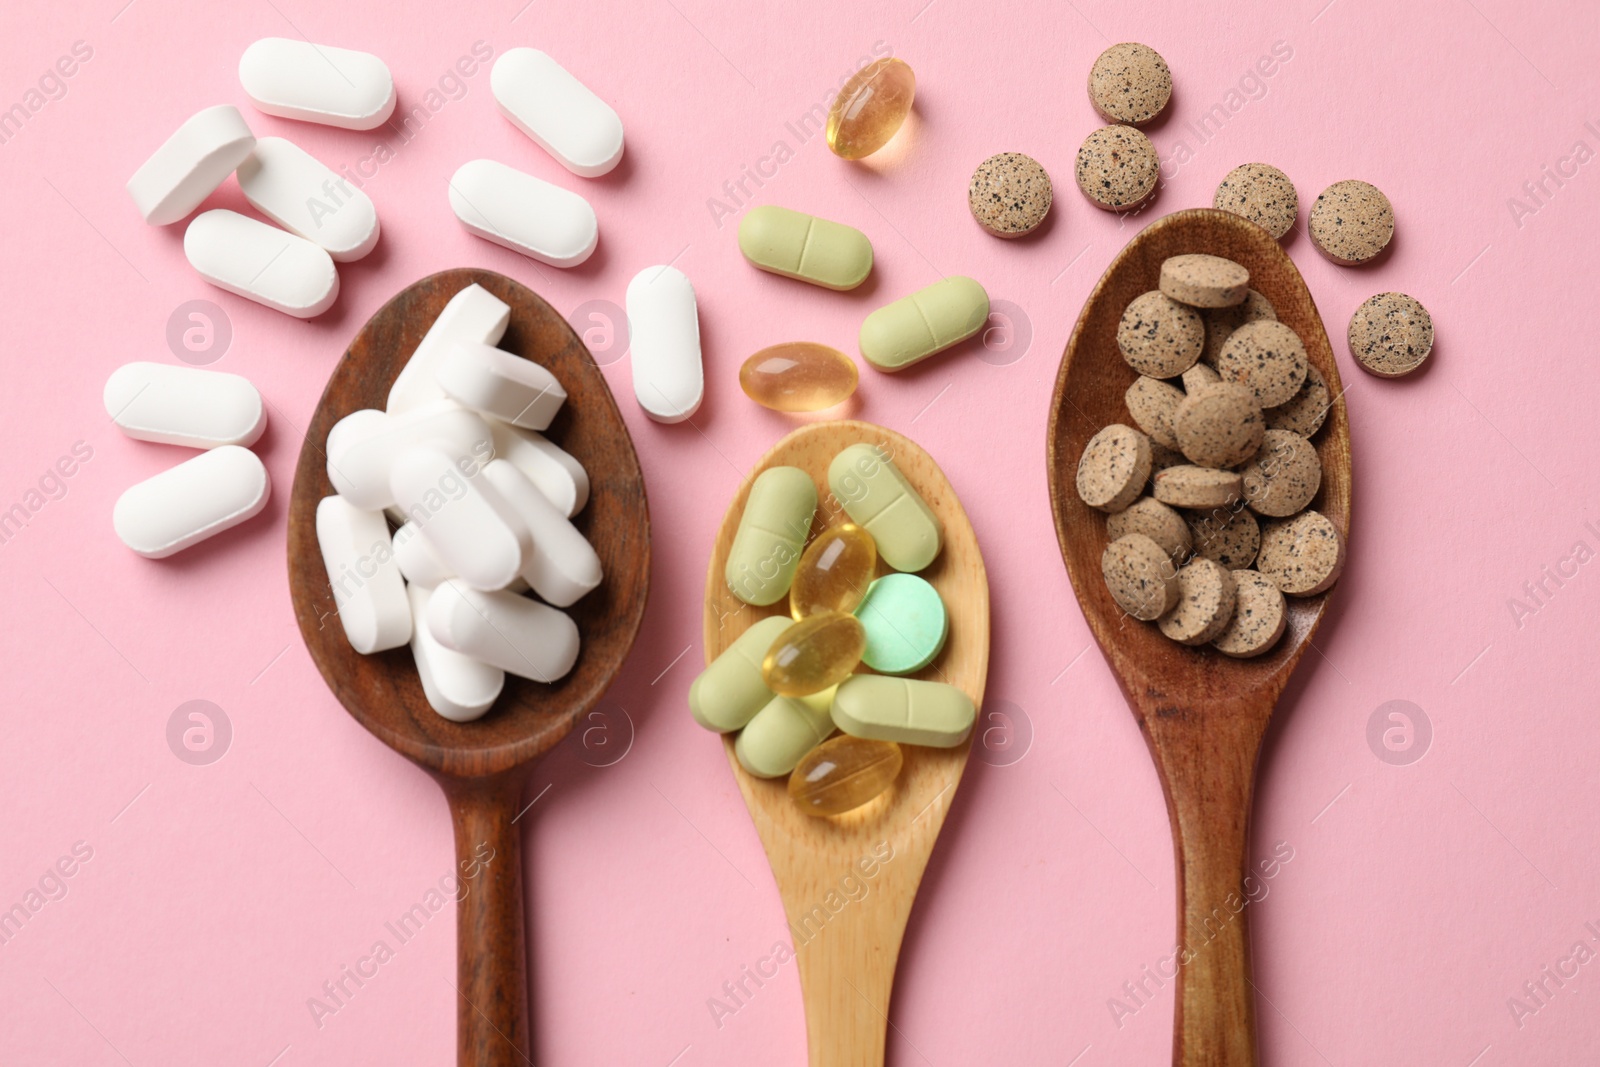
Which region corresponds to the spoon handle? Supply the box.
[444,778,532,1067]
[1154,713,1264,1067]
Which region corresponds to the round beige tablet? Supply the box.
[1309,180,1394,265]
[1257,510,1345,596]
[1158,558,1237,645]
[1241,429,1321,517]
[1087,43,1173,126]
[969,152,1054,238]
[1117,291,1205,377]
[1186,506,1260,570]
[1173,382,1264,469]
[1202,289,1277,367]
[1214,163,1298,240]
[1211,569,1287,658]
[1152,465,1242,508]
[1160,254,1249,309]
[1108,496,1192,563]
[1265,362,1331,437]
[1077,423,1153,513]
[1348,292,1434,377]
[1216,320,1307,407]
[1181,362,1220,394]
[1125,376,1185,448]
[1075,125,1160,212]
[1102,533,1180,621]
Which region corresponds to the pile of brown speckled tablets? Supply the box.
[1076,252,1346,657]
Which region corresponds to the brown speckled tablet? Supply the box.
[1125,376,1185,448]
[969,152,1054,238]
[1202,289,1277,366]
[1160,254,1250,309]
[1258,510,1346,596]
[1152,465,1242,508]
[1265,362,1331,437]
[1158,558,1237,645]
[1117,291,1204,377]
[1088,43,1173,126]
[1181,362,1220,393]
[1242,429,1321,517]
[1211,569,1286,658]
[1108,496,1192,563]
[1216,320,1307,407]
[1102,533,1180,621]
[1173,382,1264,469]
[1186,505,1260,570]
[1077,423,1152,513]
[1214,164,1298,240]
[1309,180,1394,265]
[1348,292,1433,377]
[1075,125,1160,212]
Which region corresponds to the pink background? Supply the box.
[2,0,1598,1063]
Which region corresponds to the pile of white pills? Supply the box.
[317,281,603,722]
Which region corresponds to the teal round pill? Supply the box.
[853,573,948,675]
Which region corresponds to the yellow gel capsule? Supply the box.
[827,443,943,573]
[790,523,877,620]
[762,610,865,696]
[740,343,859,412]
[860,276,990,373]
[725,466,817,606]
[738,206,873,290]
[827,57,916,160]
[788,735,902,816]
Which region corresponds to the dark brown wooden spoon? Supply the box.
[287,268,649,1066]
[1046,209,1351,1066]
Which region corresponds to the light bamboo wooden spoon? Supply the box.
[287,268,650,1066]
[702,421,989,1067]
[1046,209,1352,1066]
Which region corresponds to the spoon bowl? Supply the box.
[1046,210,1351,1066]
[703,420,988,1066]
[287,268,649,1066]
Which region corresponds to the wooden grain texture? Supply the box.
[286,269,650,1066]
[1045,210,1352,1067]
[702,421,989,1067]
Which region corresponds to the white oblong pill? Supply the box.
[236,137,379,262]
[490,48,624,178]
[387,283,511,414]
[392,521,454,588]
[447,159,598,268]
[436,341,567,430]
[488,420,588,516]
[238,38,396,130]
[428,580,580,684]
[390,445,527,591]
[406,583,503,722]
[184,209,339,319]
[112,445,269,558]
[126,105,256,226]
[626,265,703,423]
[482,460,602,607]
[104,362,265,449]
[314,496,410,653]
[327,402,493,511]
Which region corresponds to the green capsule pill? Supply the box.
[859,275,989,372]
[688,615,794,732]
[736,686,836,778]
[854,573,948,675]
[725,466,817,606]
[831,675,976,748]
[827,443,942,573]
[738,205,873,291]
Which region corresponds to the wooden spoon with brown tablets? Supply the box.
[287,269,649,1066]
[703,421,989,1066]
[1046,209,1351,1066]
